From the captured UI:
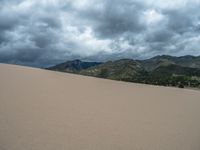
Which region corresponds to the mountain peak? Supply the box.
[48,60,101,72]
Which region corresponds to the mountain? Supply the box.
[138,55,200,71]
[47,55,200,88]
[48,59,102,73]
[80,59,147,82]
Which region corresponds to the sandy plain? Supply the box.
[0,64,200,150]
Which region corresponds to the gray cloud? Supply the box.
[0,0,200,67]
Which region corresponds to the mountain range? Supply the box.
[47,55,200,89]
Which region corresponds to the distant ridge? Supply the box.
[47,55,200,88]
[48,59,102,73]
[138,55,200,71]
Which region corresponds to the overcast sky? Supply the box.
[0,0,200,66]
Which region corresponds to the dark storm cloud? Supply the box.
[0,0,200,66]
[74,0,146,38]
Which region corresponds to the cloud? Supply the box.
[0,0,200,66]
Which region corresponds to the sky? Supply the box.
[0,0,200,67]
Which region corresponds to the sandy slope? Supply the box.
[0,64,200,150]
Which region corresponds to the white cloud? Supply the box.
[143,9,165,26]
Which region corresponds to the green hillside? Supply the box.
[80,59,147,83]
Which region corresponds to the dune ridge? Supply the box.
[0,64,200,150]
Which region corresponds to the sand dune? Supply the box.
[0,64,200,150]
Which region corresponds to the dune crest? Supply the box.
[0,64,200,150]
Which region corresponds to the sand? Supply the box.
[0,63,200,150]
